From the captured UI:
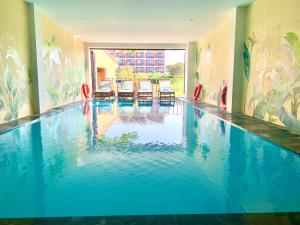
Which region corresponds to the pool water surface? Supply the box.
[0,99,299,219]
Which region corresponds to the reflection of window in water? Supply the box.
[118,99,134,107]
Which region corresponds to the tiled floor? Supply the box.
[180,98,300,154]
[1,212,300,225]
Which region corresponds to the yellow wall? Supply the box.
[94,50,118,90]
[40,12,85,110]
[197,18,234,106]
[0,0,32,123]
[243,0,300,131]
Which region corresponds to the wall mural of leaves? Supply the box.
[196,20,232,107]
[0,34,31,122]
[245,32,300,132]
[195,44,201,84]
[43,35,84,109]
[197,40,229,106]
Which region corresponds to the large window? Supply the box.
[119,59,125,65]
[136,59,144,65]
[118,52,125,58]
[155,59,164,66]
[146,59,154,66]
[136,51,144,58]
[93,49,185,96]
[146,67,154,73]
[146,52,154,58]
[127,59,135,65]
[127,52,135,58]
[136,67,144,73]
[156,52,164,58]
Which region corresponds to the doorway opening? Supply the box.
[90,49,186,97]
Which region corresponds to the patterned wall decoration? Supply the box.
[0,1,86,125]
[197,19,232,107]
[0,33,31,122]
[0,0,32,124]
[243,0,300,132]
[40,12,85,110]
[0,34,31,122]
[42,35,84,109]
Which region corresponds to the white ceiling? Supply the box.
[27,0,252,44]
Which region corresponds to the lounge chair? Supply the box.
[94,80,114,99]
[159,80,175,100]
[138,80,153,100]
[118,80,134,98]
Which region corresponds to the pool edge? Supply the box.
[178,97,300,155]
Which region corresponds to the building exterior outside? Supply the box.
[106,50,166,73]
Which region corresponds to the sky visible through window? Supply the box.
[165,50,185,65]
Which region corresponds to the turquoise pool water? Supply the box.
[0,99,299,219]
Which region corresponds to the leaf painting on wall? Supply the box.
[277,107,300,131]
[43,35,83,108]
[243,34,257,82]
[250,88,287,123]
[280,32,300,121]
[243,43,250,81]
[247,32,300,132]
[0,34,31,122]
[195,45,201,84]
[43,35,62,67]
[45,83,60,106]
[285,32,300,67]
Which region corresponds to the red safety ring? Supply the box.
[193,84,203,101]
[221,86,227,106]
[82,83,90,99]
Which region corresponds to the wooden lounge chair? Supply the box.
[94,80,115,99]
[118,80,134,98]
[138,80,153,100]
[159,80,175,100]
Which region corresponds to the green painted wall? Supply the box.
[242,0,300,131]
[0,0,32,123]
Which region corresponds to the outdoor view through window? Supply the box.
[93,49,185,96]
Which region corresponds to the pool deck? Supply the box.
[1,213,300,225]
[180,98,300,154]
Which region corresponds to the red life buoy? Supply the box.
[193,84,203,101]
[221,86,227,106]
[82,83,90,99]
